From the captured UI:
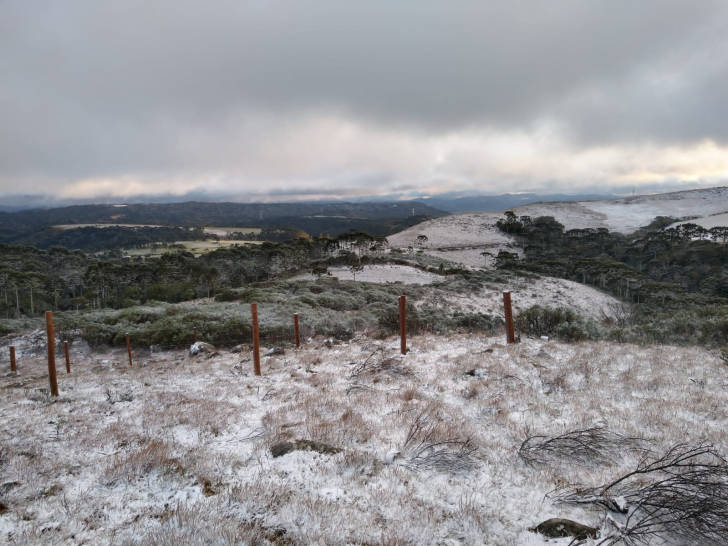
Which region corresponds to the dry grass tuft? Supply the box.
[105,440,183,484]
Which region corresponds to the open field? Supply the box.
[122,240,264,258]
[203,227,262,237]
[54,224,164,230]
[0,332,725,545]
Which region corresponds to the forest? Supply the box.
[0,232,393,319]
[0,201,446,250]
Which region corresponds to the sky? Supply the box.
[1,0,728,205]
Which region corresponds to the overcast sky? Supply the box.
[2,1,728,204]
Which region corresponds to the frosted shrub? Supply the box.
[516,305,602,342]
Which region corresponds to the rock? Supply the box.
[540,336,549,342]
[230,344,247,353]
[270,439,342,458]
[270,441,295,458]
[266,347,285,356]
[529,518,598,540]
[189,342,217,357]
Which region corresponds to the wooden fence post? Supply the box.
[126,333,133,366]
[193,327,198,343]
[399,294,407,355]
[503,291,516,344]
[45,311,59,397]
[64,341,71,373]
[251,303,261,376]
[9,346,16,373]
[294,313,300,349]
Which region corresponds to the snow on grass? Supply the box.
[0,334,725,545]
[292,264,441,284]
[435,275,623,321]
[526,186,728,234]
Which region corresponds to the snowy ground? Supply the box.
[0,333,725,545]
[675,211,728,230]
[292,265,441,285]
[435,275,623,322]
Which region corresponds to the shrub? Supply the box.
[515,305,601,342]
[213,290,240,302]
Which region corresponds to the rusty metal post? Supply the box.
[294,313,300,349]
[399,294,407,355]
[9,346,16,373]
[45,311,59,397]
[251,303,261,376]
[64,341,70,373]
[193,327,198,343]
[503,291,515,344]
[126,333,133,366]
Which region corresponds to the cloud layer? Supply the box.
[1,1,727,201]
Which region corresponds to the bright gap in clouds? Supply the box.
[47,117,728,201]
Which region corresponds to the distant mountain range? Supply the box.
[416,193,618,213]
[0,201,447,227]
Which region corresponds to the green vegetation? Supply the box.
[495,212,728,345]
[0,234,380,314]
[53,277,500,349]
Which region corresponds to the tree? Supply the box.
[312,265,328,278]
[480,251,493,267]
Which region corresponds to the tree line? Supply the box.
[0,232,391,317]
[494,212,728,308]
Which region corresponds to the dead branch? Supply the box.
[519,427,647,468]
[401,405,477,474]
[552,443,728,546]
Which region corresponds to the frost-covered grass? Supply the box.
[0,334,726,545]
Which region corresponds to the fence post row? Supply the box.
[399,294,407,355]
[9,346,16,373]
[126,333,133,366]
[64,341,71,373]
[45,311,59,397]
[503,291,516,344]
[294,313,300,349]
[251,303,261,376]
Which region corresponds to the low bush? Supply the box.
[515,305,602,342]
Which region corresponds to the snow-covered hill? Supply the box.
[392,186,728,268]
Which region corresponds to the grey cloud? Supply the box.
[1,1,727,190]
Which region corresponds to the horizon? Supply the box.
[1,183,722,213]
